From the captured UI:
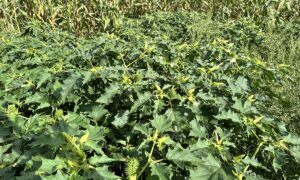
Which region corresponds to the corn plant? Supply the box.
[0,0,299,35]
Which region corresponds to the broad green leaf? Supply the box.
[244,173,265,180]
[88,106,108,121]
[81,71,92,84]
[31,134,65,148]
[242,156,268,170]
[85,140,104,155]
[87,126,107,141]
[232,99,257,114]
[96,84,120,105]
[189,139,210,152]
[214,110,241,123]
[0,144,12,156]
[189,119,207,138]
[166,144,202,166]
[130,91,152,113]
[151,114,172,133]
[36,157,66,174]
[153,99,165,113]
[284,134,300,145]
[146,63,159,79]
[235,76,249,91]
[112,110,129,128]
[65,112,89,129]
[36,72,51,89]
[189,154,229,180]
[150,163,172,180]
[90,166,119,180]
[290,146,300,162]
[133,123,151,136]
[60,73,81,102]
[227,76,249,95]
[24,93,44,104]
[41,170,66,180]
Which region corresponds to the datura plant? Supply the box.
[0,12,299,179]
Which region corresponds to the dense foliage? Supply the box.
[1,0,299,35]
[0,12,299,179]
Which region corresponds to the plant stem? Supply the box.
[242,141,265,175]
[137,131,157,178]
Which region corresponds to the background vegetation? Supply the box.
[1,0,300,35]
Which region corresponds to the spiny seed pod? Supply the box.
[54,109,64,119]
[126,158,139,179]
